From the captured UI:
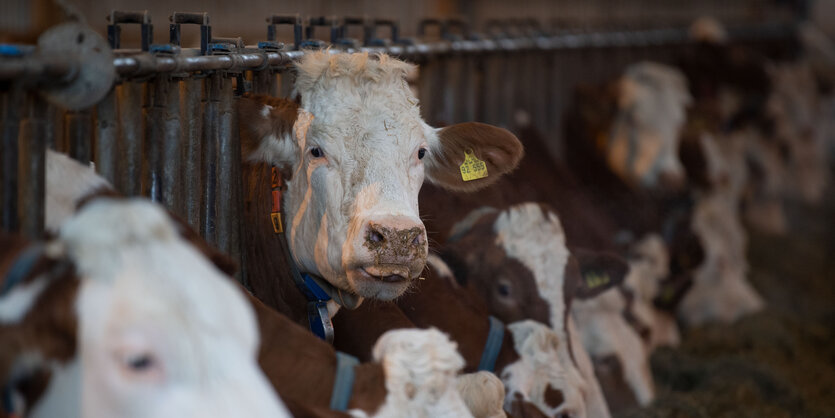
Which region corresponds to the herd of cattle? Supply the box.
[2,17,834,418]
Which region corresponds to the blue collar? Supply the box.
[478,316,505,372]
[293,272,335,343]
[330,351,359,411]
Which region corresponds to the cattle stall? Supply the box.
[0,10,795,277]
[2,1,835,416]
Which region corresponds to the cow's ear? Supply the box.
[565,250,629,301]
[424,122,523,192]
[237,94,310,178]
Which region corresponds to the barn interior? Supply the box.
[1,0,834,417]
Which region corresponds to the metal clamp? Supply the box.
[107,10,153,51]
[266,14,302,50]
[209,36,244,54]
[417,18,444,40]
[338,16,371,48]
[170,12,211,55]
[444,18,470,41]
[304,16,340,48]
[369,18,407,46]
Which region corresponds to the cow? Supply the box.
[438,203,667,412]
[236,51,523,335]
[1,198,291,418]
[678,131,765,325]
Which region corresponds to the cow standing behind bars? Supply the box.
[235,51,523,328]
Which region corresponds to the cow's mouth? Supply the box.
[359,265,412,283]
[361,268,408,283]
[347,264,417,300]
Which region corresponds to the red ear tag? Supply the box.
[270,166,284,234]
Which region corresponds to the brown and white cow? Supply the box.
[2,198,291,418]
[236,51,523,324]
[440,203,668,412]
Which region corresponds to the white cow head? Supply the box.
[59,198,290,418]
[238,51,523,301]
[608,62,692,190]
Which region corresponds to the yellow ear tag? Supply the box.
[460,150,488,182]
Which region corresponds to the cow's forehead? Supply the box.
[493,204,569,310]
[64,199,258,351]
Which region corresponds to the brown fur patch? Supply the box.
[237,94,301,178]
[0,236,79,412]
[543,383,566,409]
[426,122,524,192]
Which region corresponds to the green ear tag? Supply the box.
[460,150,488,182]
[584,272,610,289]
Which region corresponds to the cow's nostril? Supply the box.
[368,229,385,243]
[411,234,422,246]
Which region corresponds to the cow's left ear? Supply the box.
[565,249,629,300]
[424,122,524,192]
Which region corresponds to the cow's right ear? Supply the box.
[237,94,311,177]
[564,249,629,301]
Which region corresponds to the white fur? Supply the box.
[766,61,830,204]
[455,371,506,418]
[571,291,656,407]
[609,62,691,189]
[45,149,112,232]
[501,321,589,418]
[626,234,681,349]
[58,198,290,418]
[28,357,81,418]
[372,328,473,418]
[0,274,50,323]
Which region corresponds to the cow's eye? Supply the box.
[497,280,512,297]
[124,352,155,372]
[310,147,324,158]
[417,148,427,160]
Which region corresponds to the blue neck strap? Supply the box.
[478,316,505,372]
[292,272,335,343]
[330,351,359,411]
[1,244,44,297]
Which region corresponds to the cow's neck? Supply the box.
[241,161,361,333]
[394,268,520,373]
[241,161,314,325]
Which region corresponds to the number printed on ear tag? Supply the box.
[460,150,488,181]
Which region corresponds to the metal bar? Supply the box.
[144,76,169,202]
[215,75,242,281]
[1,84,23,231]
[65,110,92,164]
[160,77,183,214]
[116,81,144,196]
[181,77,204,230]
[0,23,797,82]
[17,93,47,238]
[94,88,119,184]
[201,74,220,243]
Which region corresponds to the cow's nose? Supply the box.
[364,216,425,250]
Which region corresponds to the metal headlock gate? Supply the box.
[0,10,797,283]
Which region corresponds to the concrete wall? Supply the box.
[1,0,803,47]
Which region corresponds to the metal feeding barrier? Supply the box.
[0,10,797,284]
